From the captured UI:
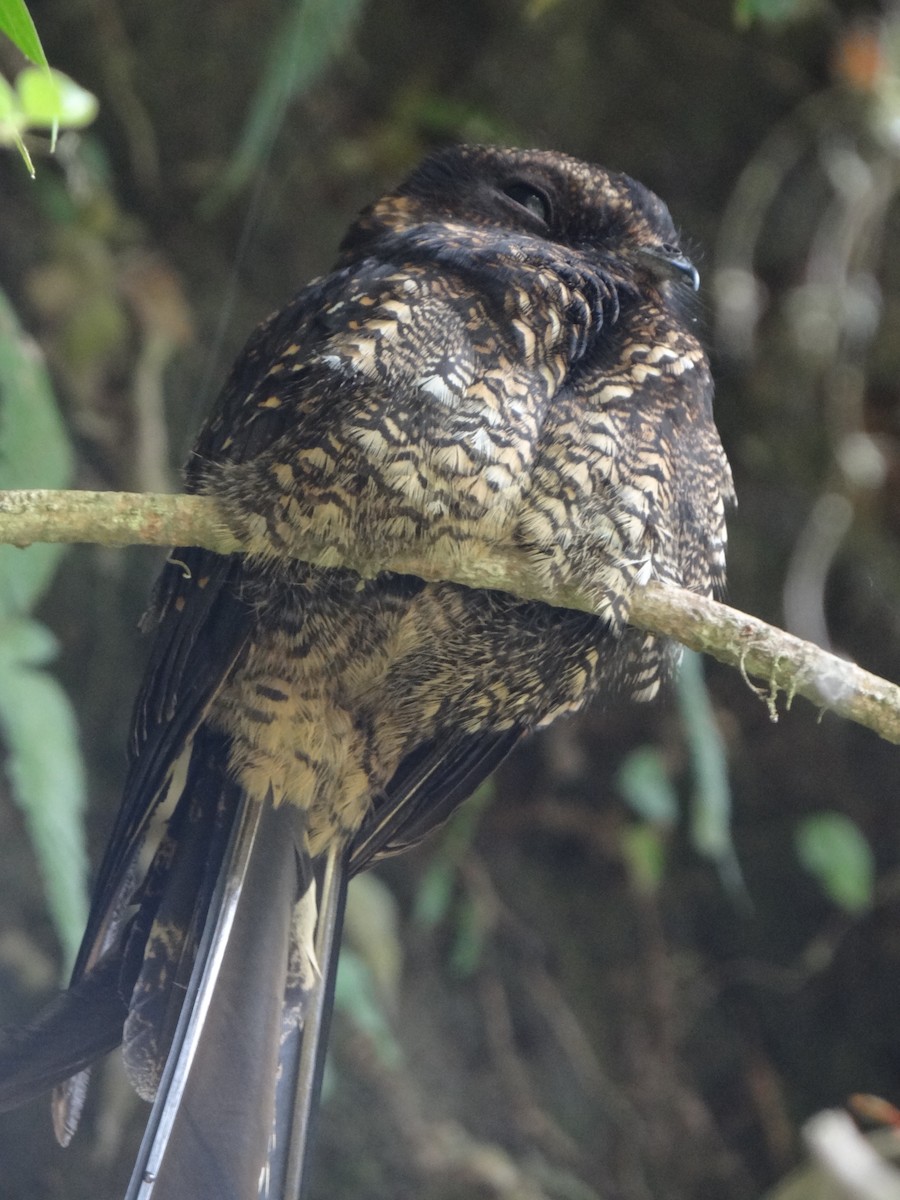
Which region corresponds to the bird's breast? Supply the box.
[206,566,644,855]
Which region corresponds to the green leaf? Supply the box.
[413,777,495,929]
[449,891,487,977]
[621,825,667,895]
[0,623,89,971]
[208,0,367,207]
[0,615,58,665]
[0,74,34,174]
[796,812,874,915]
[734,0,819,27]
[616,745,679,826]
[0,291,86,973]
[16,66,98,128]
[413,856,456,930]
[0,286,74,614]
[677,649,746,899]
[0,0,48,67]
[3,121,33,175]
[0,72,17,119]
[343,873,402,1005]
[334,947,402,1068]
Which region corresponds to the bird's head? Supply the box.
[340,144,699,300]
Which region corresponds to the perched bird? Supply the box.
[0,145,732,1199]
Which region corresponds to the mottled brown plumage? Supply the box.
[0,145,732,1199]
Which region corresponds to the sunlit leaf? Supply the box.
[0,74,33,174]
[0,72,17,119]
[2,125,34,174]
[16,66,98,128]
[796,812,874,915]
[0,0,48,67]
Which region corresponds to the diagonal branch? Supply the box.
[1,487,898,745]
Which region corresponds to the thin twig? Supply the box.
[1,488,899,745]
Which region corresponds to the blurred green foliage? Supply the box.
[208,0,369,207]
[795,811,874,914]
[0,1,97,175]
[734,0,821,26]
[0,67,98,175]
[0,288,88,970]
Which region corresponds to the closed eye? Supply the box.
[501,180,553,226]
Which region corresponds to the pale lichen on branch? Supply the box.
[1,487,899,745]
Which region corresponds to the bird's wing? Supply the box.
[350,725,523,872]
[66,265,358,987]
[68,549,251,983]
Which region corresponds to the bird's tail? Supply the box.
[0,725,348,1200]
[125,798,347,1200]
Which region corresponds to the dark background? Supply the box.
[3,1,900,1197]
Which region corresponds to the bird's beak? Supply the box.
[668,252,700,291]
[636,246,700,291]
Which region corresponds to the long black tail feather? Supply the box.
[0,956,127,1114]
[118,744,347,1200]
[126,793,295,1200]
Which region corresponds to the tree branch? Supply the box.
[2,488,898,745]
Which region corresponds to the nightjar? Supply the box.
[0,144,732,1200]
